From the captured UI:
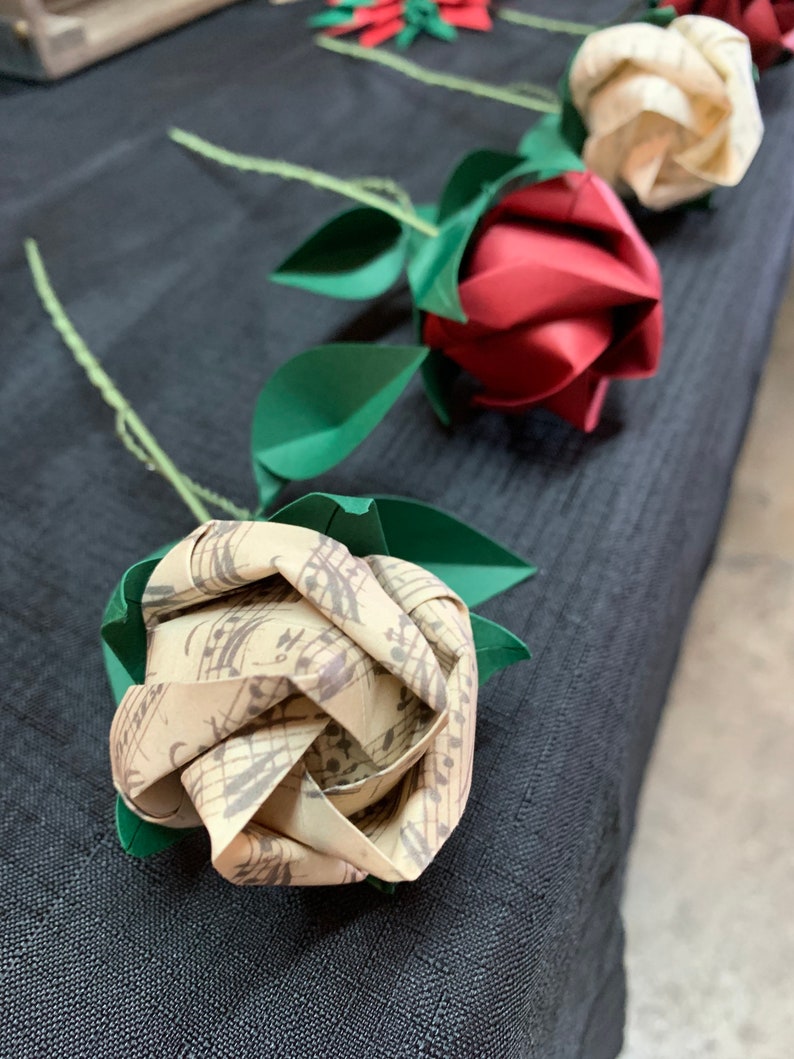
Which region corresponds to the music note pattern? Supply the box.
[110,520,478,886]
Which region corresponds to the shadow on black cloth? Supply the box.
[1,2,793,1057]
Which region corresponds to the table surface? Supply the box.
[1,3,793,1056]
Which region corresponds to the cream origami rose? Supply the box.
[109,520,477,887]
[568,15,764,209]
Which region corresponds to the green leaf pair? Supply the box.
[271,121,584,324]
[259,125,585,440]
[102,492,535,859]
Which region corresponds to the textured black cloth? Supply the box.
[1,3,792,1056]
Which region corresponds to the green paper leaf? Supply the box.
[517,113,586,174]
[555,43,589,157]
[407,190,488,321]
[420,346,459,427]
[424,16,457,42]
[103,550,197,860]
[409,147,583,322]
[251,343,428,483]
[469,612,531,685]
[437,149,528,223]
[371,496,536,608]
[268,492,389,557]
[270,207,409,301]
[396,24,421,48]
[408,150,525,321]
[643,4,678,27]
[309,9,355,27]
[101,544,172,703]
[115,795,192,858]
[365,875,397,894]
[254,462,288,516]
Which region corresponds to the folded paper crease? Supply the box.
[109,519,479,885]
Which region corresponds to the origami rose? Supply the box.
[109,519,477,886]
[667,0,794,70]
[421,170,663,432]
[313,0,492,49]
[568,15,764,209]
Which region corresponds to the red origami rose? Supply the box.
[421,171,664,432]
[314,0,492,49]
[668,0,794,69]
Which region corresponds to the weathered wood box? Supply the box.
[0,0,243,79]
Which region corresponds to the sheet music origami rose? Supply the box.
[421,170,663,431]
[566,14,764,209]
[104,495,533,887]
[663,0,794,70]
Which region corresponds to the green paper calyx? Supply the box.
[408,140,585,322]
[371,495,536,608]
[115,795,194,858]
[103,555,202,861]
[645,3,680,26]
[268,492,389,557]
[365,875,397,894]
[470,612,531,684]
[419,346,461,427]
[250,343,428,508]
[270,206,409,301]
[101,543,173,702]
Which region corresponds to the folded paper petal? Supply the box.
[421,171,663,431]
[109,519,478,886]
[569,15,763,209]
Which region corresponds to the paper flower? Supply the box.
[311,0,492,49]
[109,521,476,886]
[105,494,533,886]
[421,170,663,431]
[258,124,662,431]
[663,0,794,70]
[567,15,764,209]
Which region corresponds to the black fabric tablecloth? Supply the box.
[1,3,792,1056]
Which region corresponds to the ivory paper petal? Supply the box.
[569,16,763,209]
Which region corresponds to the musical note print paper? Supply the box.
[109,520,478,886]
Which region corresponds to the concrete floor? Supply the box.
[621,264,794,1059]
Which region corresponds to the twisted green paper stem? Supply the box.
[115,419,254,521]
[315,35,562,114]
[169,127,439,237]
[25,239,253,524]
[352,176,416,215]
[497,9,595,36]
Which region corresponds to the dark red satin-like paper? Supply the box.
[670,0,794,70]
[422,171,664,432]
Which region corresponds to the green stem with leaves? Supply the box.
[169,127,440,237]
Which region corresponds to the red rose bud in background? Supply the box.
[421,171,663,433]
[666,0,794,70]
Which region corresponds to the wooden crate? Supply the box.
[0,0,244,80]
